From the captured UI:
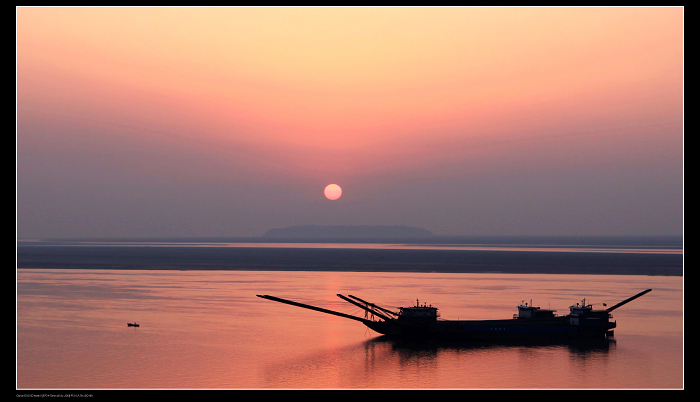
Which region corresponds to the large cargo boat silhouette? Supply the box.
[257,289,651,341]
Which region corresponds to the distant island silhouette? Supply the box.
[262,225,433,238]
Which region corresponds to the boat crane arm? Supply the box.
[347,295,399,317]
[605,289,652,312]
[256,294,374,324]
[336,294,393,322]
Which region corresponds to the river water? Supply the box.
[16,261,683,389]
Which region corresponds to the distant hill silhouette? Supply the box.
[262,225,433,239]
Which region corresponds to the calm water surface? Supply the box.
[16,268,682,389]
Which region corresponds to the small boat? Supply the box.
[127,322,140,327]
[257,289,652,342]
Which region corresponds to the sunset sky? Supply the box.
[16,7,684,238]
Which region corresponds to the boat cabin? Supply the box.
[398,299,440,322]
[516,301,557,319]
[568,298,613,326]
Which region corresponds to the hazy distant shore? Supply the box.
[17,238,683,276]
[262,224,433,238]
[18,234,683,246]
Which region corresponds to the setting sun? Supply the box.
[324,184,342,200]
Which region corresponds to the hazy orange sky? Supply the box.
[16,7,683,238]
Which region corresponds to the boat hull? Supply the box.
[364,316,615,342]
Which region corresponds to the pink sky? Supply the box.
[17,7,683,238]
